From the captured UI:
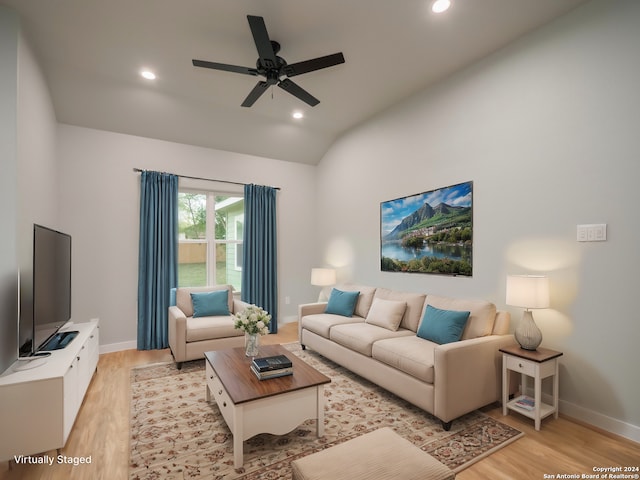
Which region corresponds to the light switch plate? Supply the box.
[577,224,607,242]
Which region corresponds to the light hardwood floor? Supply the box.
[1,322,637,479]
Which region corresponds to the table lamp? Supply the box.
[311,268,336,302]
[506,274,550,351]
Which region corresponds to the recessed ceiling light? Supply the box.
[140,70,156,80]
[292,111,304,119]
[432,0,451,14]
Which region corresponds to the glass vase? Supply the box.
[245,333,260,357]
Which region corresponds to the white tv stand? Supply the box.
[0,319,99,462]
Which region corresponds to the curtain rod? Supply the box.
[132,168,280,190]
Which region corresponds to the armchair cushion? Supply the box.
[186,316,242,342]
[191,290,230,317]
[176,285,233,317]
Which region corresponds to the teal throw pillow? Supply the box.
[325,288,360,317]
[191,290,230,318]
[417,305,470,345]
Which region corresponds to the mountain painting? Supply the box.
[381,181,473,276]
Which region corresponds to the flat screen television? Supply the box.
[22,224,73,355]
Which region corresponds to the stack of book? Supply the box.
[250,354,293,380]
[514,395,535,411]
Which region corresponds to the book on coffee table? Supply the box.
[250,364,293,380]
[252,354,293,372]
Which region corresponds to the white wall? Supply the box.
[0,8,58,371]
[16,30,59,346]
[56,125,318,348]
[0,7,19,373]
[316,0,640,439]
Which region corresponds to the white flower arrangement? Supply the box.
[233,305,271,336]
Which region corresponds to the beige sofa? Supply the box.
[299,285,513,430]
[168,285,249,369]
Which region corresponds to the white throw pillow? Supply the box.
[365,298,407,331]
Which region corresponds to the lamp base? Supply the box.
[317,286,332,303]
[515,310,542,351]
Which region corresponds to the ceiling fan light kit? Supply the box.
[192,15,345,108]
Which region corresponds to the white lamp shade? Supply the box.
[506,275,550,309]
[311,268,336,286]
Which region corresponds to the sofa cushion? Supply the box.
[191,290,230,318]
[325,288,360,317]
[176,285,233,318]
[372,336,437,383]
[335,284,377,318]
[185,316,243,342]
[373,288,426,332]
[417,305,470,345]
[301,314,365,339]
[329,323,414,357]
[424,295,496,340]
[365,298,406,331]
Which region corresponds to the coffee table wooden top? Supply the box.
[205,344,331,405]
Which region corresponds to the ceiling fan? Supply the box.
[192,15,345,108]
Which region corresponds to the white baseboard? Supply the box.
[559,398,640,443]
[99,340,137,354]
[522,387,640,443]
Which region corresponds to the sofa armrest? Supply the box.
[298,302,327,340]
[298,302,327,318]
[433,334,515,422]
[232,299,251,314]
[168,305,188,363]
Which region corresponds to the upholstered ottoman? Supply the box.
[291,427,455,480]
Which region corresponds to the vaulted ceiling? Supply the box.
[2,0,587,164]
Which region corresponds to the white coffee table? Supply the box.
[205,345,331,468]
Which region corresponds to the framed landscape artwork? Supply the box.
[380,181,473,276]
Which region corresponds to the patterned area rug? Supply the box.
[130,344,522,479]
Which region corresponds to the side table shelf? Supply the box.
[500,344,563,431]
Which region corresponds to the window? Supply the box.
[234,214,244,270]
[178,191,244,291]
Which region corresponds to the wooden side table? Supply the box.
[500,344,563,430]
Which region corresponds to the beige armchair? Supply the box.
[168,285,249,368]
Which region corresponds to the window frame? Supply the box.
[234,214,244,271]
[178,188,244,289]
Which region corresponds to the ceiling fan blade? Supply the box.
[284,52,345,77]
[278,78,320,107]
[247,15,278,69]
[241,81,270,107]
[192,59,258,76]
